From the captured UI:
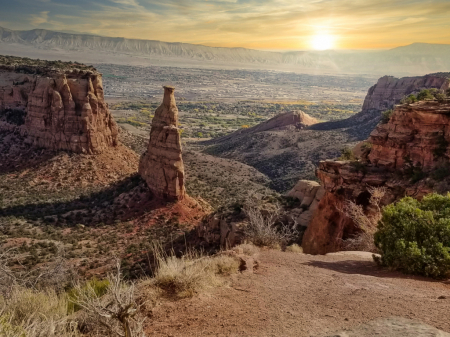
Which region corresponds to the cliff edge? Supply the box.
[0,55,118,154]
[303,98,450,254]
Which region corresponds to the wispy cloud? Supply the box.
[30,11,49,25]
[1,0,449,49]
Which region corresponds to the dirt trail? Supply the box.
[146,250,450,336]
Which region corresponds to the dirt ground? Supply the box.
[146,250,450,336]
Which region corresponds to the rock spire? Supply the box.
[139,86,186,200]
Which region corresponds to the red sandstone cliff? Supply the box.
[0,63,118,153]
[303,99,450,254]
[362,74,449,113]
[139,86,186,200]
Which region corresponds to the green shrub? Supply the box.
[381,109,393,123]
[400,94,418,104]
[436,93,447,103]
[374,193,450,279]
[417,89,434,101]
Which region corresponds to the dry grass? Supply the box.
[233,243,260,256]
[0,287,78,337]
[145,244,241,299]
[285,244,303,253]
[69,260,146,337]
[244,202,297,249]
[340,186,386,253]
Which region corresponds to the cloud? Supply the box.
[30,11,49,25]
[2,0,449,49]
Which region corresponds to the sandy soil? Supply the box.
[146,250,450,336]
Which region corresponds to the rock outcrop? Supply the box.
[248,110,317,133]
[362,74,450,113]
[139,86,185,200]
[309,73,450,140]
[0,61,118,153]
[286,180,325,227]
[210,110,317,144]
[303,99,450,254]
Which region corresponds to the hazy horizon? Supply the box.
[1,0,450,51]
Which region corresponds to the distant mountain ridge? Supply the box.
[1,26,450,75]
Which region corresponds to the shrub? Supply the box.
[243,203,297,248]
[436,93,447,103]
[338,147,356,161]
[374,193,450,279]
[340,186,386,253]
[67,278,110,314]
[400,94,418,104]
[417,89,434,101]
[381,109,393,123]
[70,260,145,336]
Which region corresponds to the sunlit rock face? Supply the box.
[0,65,118,153]
[303,99,450,255]
[362,74,449,113]
[139,86,186,200]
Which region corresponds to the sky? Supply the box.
[0,0,449,50]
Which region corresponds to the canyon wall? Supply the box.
[0,64,118,153]
[139,86,186,200]
[361,74,450,113]
[303,99,450,254]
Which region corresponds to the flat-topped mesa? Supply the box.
[138,86,186,200]
[0,57,118,153]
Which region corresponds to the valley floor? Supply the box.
[146,250,450,336]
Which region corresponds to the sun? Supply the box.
[311,34,334,50]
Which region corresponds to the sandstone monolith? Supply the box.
[139,86,185,200]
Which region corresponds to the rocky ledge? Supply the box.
[303,99,450,254]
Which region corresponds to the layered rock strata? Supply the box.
[0,64,118,153]
[303,99,450,254]
[362,74,450,113]
[139,86,185,200]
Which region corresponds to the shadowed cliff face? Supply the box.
[139,86,186,200]
[0,64,118,154]
[303,99,450,255]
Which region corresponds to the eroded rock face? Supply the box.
[139,86,185,200]
[303,100,450,254]
[0,65,118,153]
[286,180,325,227]
[369,100,450,171]
[362,74,449,113]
